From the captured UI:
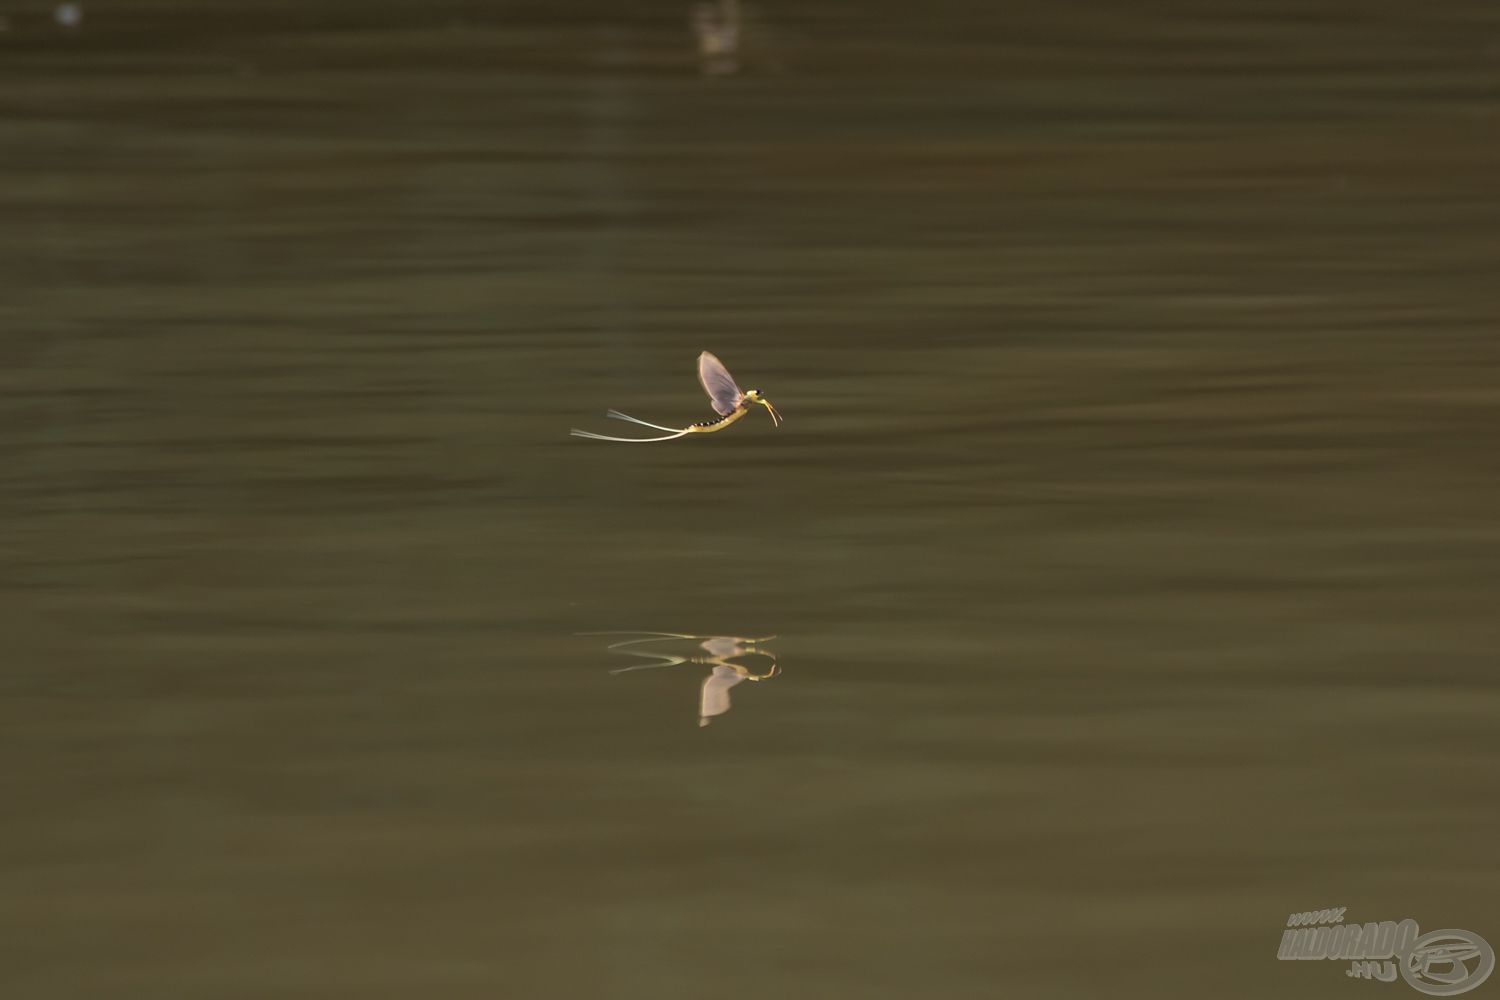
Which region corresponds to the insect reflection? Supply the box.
[586,631,780,727]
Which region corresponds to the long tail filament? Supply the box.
[569,428,691,442]
[569,408,694,442]
[606,409,689,432]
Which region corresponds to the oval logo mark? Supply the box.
[1400,929,1494,996]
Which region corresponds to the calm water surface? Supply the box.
[3,2,1499,997]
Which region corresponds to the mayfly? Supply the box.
[570,351,783,442]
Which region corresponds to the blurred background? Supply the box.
[3,2,1498,997]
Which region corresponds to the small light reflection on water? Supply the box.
[586,631,780,727]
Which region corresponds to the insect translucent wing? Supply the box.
[699,636,744,659]
[698,351,743,416]
[699,665,745,723]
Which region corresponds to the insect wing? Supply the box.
[699,665,745,722]
[698,351,744,416]
[699,636,743,658]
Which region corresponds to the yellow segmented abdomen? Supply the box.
[687,408,747,433]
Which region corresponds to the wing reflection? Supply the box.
[585,631,780,727]
[691,0,741,76]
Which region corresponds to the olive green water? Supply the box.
[3,2,1499,997]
